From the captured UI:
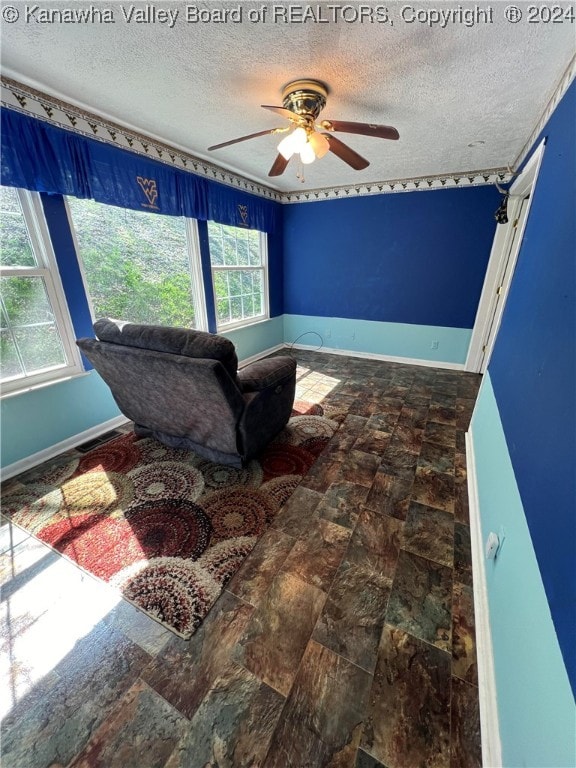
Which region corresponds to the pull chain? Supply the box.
[295,158,306,184]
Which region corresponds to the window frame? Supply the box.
[209,226,269,332]
[64,198,208,332]
[1,188,83,397]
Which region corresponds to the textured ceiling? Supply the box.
[2,1,575,192]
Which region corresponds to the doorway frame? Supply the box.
[465,139,547,373]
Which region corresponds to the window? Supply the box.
[0,187,82,395]
[208,222,268,330]
[66,198,207,329]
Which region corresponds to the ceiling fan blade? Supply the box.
[208,128,286,151]
[321,120,399,141]
[261,105,300,122]
[268,153,289,177]
[324,134,369,170]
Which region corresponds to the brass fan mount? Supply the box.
[281,79,328,123]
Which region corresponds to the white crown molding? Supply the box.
[513,54,576,171]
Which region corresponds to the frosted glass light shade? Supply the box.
[309,132,330,159]
[277,127,308,160]
[300,142,316,164]
[290,128,308,151]
[278,134,296,160]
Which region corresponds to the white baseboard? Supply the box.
[237,343,286,368]
[465,429,502,768]
[287,342,466,371]
[1,415,130,482]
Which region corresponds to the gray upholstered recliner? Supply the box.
[76,318,297,467]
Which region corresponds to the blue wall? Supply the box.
[470,81,575,765]
[41,194,95,342]
[487,81,575,695]
[282,185,500,328]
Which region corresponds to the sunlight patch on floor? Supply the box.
[295,369,341,405]
[0,520,121,719]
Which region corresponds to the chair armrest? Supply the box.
[237,356,296,393]
[237,356,297,460]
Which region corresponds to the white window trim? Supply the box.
[211,229,270,331]
[1,189,83,396]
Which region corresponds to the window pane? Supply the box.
[230,296,243,321]
[208,223,267,328]
[0,329,24,379]
[216,298,230,324]
[254,291,263,315]
[1,276,67,379]
[67,198,197,327]
[207,221,224,266]
[237,234,250,266]
[253,273,264,314]
[228,271,242,296]
[13,324,66,373]
[0,188,37,267]
[222,228,238,266]
[0,186,21,214]
[2,276,54,325]
[247,231,261,266]
[211,268,264,326]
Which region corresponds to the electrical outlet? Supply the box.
[431,340,439,350]
[485,531,500,559]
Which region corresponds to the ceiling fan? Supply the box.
[208,79,399,177]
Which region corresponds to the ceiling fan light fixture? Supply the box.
[308,131,330,159]
[210,77,398,179]
[277,126,307,160]
[277,133,296,160]
[300,141,316,164]
[290,127,308,151]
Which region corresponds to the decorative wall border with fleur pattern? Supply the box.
[281,170,514,203]
[1,76,283,202]
[2,64,573,205]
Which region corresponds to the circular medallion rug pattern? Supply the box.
[2,411,337,638]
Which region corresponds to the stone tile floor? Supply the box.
[0,350,482,768]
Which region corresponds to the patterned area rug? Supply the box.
[2,410,337,639]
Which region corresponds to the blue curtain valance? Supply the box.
[1,108,279,232]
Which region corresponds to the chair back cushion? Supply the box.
[93,318,239,381]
